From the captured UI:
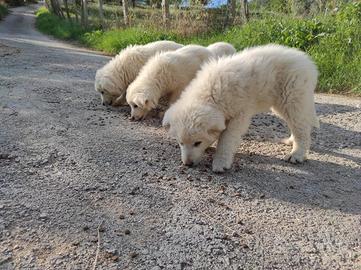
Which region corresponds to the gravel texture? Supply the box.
[0,5,361,270]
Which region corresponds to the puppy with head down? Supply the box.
[163,44,319,172]
[207,42,236,58]
[94,40,183,106]
[126,45,214,121]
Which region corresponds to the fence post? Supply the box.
[162,0,170,27]
[99,0,105,28]
[122,0,129,26]
[82,0,88,27]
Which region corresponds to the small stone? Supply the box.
[111,255,119,262]
[244,229,253,235]
[259,194,265,199]
[124,229,131,235]
[82,225,89,231]
[129,252,138,258]
[39,212,48,219]
[232,231,240,237]
[237,219,244,225]
[0,204,4,209]
[119,214,125,219]
[105,248,117,256]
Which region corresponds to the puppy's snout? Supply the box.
[130,116,135,121]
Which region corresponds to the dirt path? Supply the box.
[1,5,361,270]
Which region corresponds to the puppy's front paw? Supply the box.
[212,157,232,173]
[285,151,306,164]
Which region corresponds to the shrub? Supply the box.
[0,3,8,19]
[36,7,87,40]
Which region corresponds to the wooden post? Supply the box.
[162,0,170,27]
[98,0,105,28]
[122,0,129,26]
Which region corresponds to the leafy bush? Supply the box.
[0,3,8,20]
[36,7,87,40]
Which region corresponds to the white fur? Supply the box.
[126,45,213,120]
[94,41,183,106]
[207,42,236,58]
[163,44,319,172]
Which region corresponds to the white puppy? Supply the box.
[126,45,213,120]
[163,44,319,172]
[95,40,183,106]
[207,42,236,57]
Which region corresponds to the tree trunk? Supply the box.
[131,0,135,8]
[98,0,104,28]
[122,0,129,26]
[243,0,249,22]
[161,0,169,27]
[64,0,71,21]
[50,0,64,18]
[82,0,88,27]
[230,0,235,22]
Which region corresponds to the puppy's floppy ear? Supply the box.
[207,110,226,136]
[133,94,155,109]
[144,99,156,109]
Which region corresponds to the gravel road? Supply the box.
[1,5,361,270]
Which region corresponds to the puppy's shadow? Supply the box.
[194,146,361,215]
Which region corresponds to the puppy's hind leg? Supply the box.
[212,114,251,173]
[274,101,312,164]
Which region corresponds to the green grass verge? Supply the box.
[35,4,361,95]
[0,4,8,20]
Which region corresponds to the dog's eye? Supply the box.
[133,104,138,108]
[100,91,104,94]
[193,141,202,147]
[180,142,184,146]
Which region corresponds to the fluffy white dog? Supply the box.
[163,44,319,172]
[94,40,183,106]
[207,42,236,57]
[126,45,214,120]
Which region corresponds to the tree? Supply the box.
[49,0,64,18]
[98,0,105,28]
[161,0,170,26]
[243,0,249,21]
[122,0,129,26]
[64,0,71,21]
[82,0,88,27]
[229,0,236,24]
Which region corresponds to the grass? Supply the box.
[35,3,361,95]
[0,3,8,20]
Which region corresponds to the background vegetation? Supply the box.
[0,3,8,19]
[35,0,361,95]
